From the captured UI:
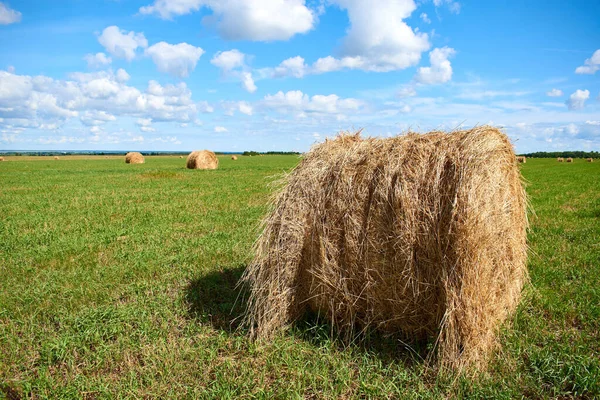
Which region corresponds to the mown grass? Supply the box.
[0,156,598,399]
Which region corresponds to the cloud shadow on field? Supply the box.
[184,265,248,332]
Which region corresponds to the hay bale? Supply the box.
[0,156,4,161]
[179,156,183,159]
[557,157,564,162]
[587,158,593,162]
[232,155,238,161]
[242,127,528,372]
[566,157,573,163]
[186,150,218,170]
[516,156,526,163]
[125,152,145,164]
[54,156,60,160]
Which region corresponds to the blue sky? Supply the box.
[0,0,599,152]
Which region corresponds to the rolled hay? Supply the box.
[0,156,4,161]
[557,157,564,162]
[516,156,526,163]
[242,126,528,373]
[587,158,593,162]
[232,155,238,161]
[179,156,184,159]
[187,150,218,170]
[54,156,60,160]
[125,152,145,164]
[567,157,573,163]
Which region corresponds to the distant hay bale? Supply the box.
[0,156,4,161]
[242,126,528,373]
[587,158,593,162]
[232,155,238,160]
[516,156,526,163]
[125,152,145,164]
[54,156,60,160]
[186,150,218,170]
[179,156,183,159]
[557,157,564,162]
[566,157,573,163]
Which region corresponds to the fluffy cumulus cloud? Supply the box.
[98,26,148,61]
[140,0,315,41]
[238,101,253,115]
[214,126,228,132]
[433,0,460,13]
[136,118,156,132]
[84,53,112,69]
[0,2,21,25]
[565,89,590,110]
[316,0,429,72]
[414,47,456,84]
[211,49,246,70]
[211,50,257,93]
[575,50,600,75]
[262,90,362,117]
[145,42,204,78]
[0,69,201,139]
[546,88,563,97]
[420,12,431,24]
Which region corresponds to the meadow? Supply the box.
[0,155,598,399]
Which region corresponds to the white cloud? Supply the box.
[565,89,590,110]
[80,110,116,126]
[433,0,460,14]
[415,47,455,84]
[575,49,600,75]
[585,120,600,126]
[272,56,308,78]
[420,13,430,24]
[314,0,429,72]
[211,49,246,71]
[398,86,417,97]
[238,101,253,115]
[262,90,362,117]
[115,68,130,83]
[546,88,563,97]
[241,72,257,93]
[84,53,112,68]
[98,26,148,61]
[0,2,21,25]
[136,118,156,132]
[214,126,228,132]
[145,42,204,78]
[140,0,315,41]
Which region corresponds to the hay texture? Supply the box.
[232,155,238,160]
[0,156,4,161]
[587,158,593,162]
[567,157,573,163]
[125,152,145,164]
[242,126,528,372]
[516,156,526,163]
[187,150,218,170]
[557,157,564,162]
[54,156,60,160]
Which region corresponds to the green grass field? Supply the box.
[1,156,599,399]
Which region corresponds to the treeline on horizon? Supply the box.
[519,151,599,158]
[0,150,301,156]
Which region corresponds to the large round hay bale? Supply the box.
[125,152,144,164]
[231,155,238,160]
[557,157,564,162]
[242,127,528,372]
[186,150,218,170]
[587,158,593,162]
[0,156,4,161]
[516,156,526,163]
[566,157,573,163]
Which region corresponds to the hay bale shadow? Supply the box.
[185,265,430,370]
[184,265,248,332]
[292,312,432,370]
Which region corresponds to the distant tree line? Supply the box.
[519,151,599,159]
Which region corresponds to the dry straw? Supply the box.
[242,126,528,373]
[186,150,218,170]
[516,156,526,163]
[125,152,145,164]
[0,156,4,161]
[232,155,238,160]
[567,157,573,163]
[54,156,60,160]
[587,158,593,162]
[557,157,564,162]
